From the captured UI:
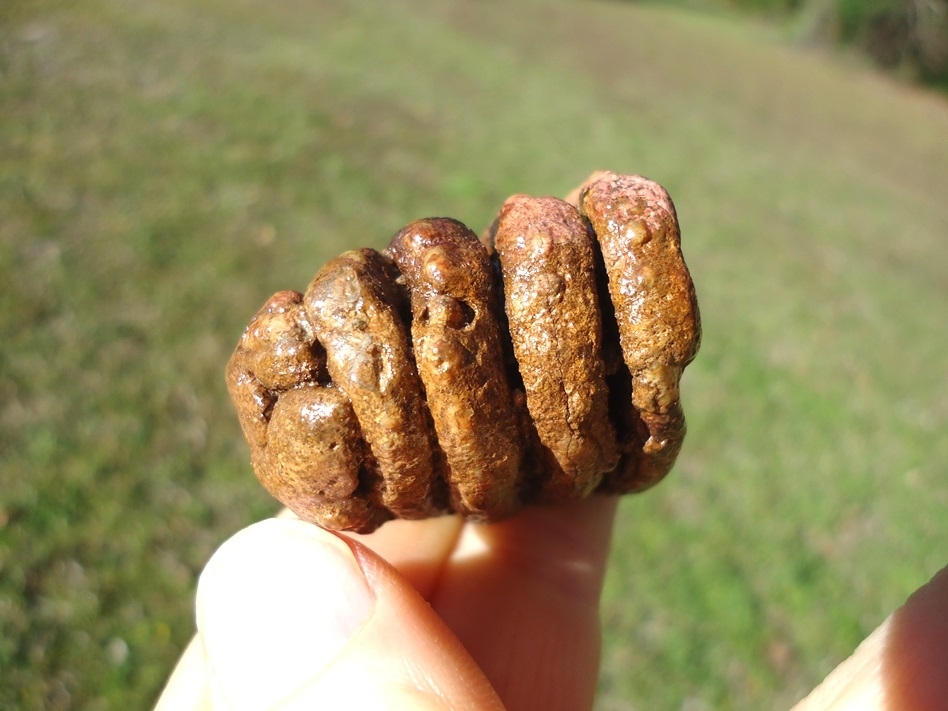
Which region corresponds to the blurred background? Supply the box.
[2,0,947,708]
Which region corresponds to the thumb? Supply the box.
[196,518,504,711]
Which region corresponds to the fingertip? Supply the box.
[196,519,374,711]
[195,518,504,711]
[884,564,948,709]
[791,564,948,711]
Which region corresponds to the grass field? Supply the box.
[2,0,947,708]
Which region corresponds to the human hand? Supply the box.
[154,495,619,711]
[155,493,948,711]
[790,562,948,711]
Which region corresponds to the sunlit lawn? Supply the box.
[2,0,947,708]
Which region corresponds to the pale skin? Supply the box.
[155,498,948,711]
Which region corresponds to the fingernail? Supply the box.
[196,519,373,711]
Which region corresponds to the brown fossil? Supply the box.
[226,171,701,532]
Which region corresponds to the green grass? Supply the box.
[2,0,947,708]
